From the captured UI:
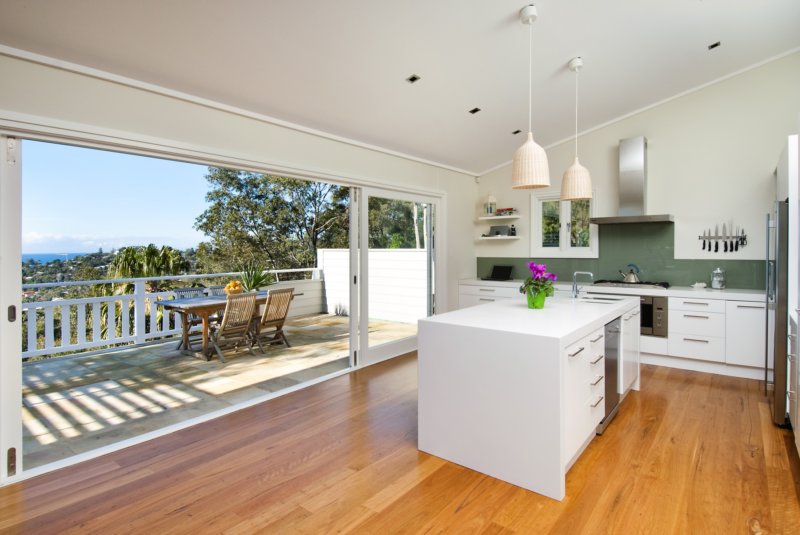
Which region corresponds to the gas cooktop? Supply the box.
[593,280,670,290]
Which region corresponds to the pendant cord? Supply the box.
[528,21,532,134]
[574,67,579,158]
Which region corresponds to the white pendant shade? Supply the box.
[561,156,592,199]
[512,132,550,189]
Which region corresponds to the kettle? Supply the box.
[619,263,641,283]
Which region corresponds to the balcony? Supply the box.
[19,263,420,470]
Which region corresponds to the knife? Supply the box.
[714,224,719,252]
[722,223,727,252]
[701,229,706,250]
[729,221,734,252]
[734,226,739,252]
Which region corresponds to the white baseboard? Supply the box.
[642,352,772,381]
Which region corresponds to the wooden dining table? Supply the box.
[158,291,270,359]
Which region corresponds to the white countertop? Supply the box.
[423,294,638,345]
[459,278,765,302]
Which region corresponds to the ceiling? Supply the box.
[0,0,798,175]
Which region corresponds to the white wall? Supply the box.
[318,248,428,324]
[0,52,478,309]
[477,52,800,260]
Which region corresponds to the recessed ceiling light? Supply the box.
[469,107,481,114]
[406,74,421,83]
[512,129,522,135]
[708,41,721,50]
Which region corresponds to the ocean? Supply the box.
[22,253,88,264]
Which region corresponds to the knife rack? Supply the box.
[697,231,748,252]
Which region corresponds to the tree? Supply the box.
[194,168,349,273]
[109,244,190,292]
[367,198,425,249]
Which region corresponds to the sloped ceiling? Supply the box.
[0,0,798,174]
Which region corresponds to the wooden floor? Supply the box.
[2,354,799,534]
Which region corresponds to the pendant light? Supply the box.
[511,4,550,189]
[560,56,593,200]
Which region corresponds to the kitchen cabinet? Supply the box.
[458,281,520,308]
[790,317,799,457]
[668,297,725,363]
[725,301,767,368]
[563,327,605,465]
[620,305,640,394]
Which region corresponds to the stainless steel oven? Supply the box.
[640,296,667,337]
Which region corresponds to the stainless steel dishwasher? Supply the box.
[597,317,621,434]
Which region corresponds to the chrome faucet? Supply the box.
[572,271,594,298]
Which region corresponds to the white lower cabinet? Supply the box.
[458,282,519,308]
[563,327,605,465]
[620,305,640,394]
[668,297,725,363]
[725,301,767,367]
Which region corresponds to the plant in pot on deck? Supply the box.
[519,262,556,309]
[239,263,272,292]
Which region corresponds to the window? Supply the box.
[530,191,598,258]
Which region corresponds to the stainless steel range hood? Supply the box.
[590,136,674,224]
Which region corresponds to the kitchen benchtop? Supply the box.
[423,294,639,346]
[459,278,765,302]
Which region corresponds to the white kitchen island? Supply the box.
[418,294,640,501]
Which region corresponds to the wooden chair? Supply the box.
[251,288,294,352]
[172,287,206,350]
[209,292,257,362]
[206,285,226,296]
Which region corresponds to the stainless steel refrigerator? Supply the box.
[766,200,789,427]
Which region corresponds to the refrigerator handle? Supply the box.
[765,211,770,396]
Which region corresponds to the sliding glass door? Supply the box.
[358,188,436,366]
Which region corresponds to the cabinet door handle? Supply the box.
[590,334,604,343]
[683,337,709,343]
[590,354,604,365]
[590,396,605,408]
[737,304,764,309]
[479,298,495,302]
[683,301,709,306]
[479,288,496,292]
[568,346,585,357]
[590,375,604,386]
[683,314,709,319]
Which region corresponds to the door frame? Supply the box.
[0,136,23,483]
[357,187,440,367]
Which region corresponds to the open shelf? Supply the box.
[477,236,520,241]
[477,215,520,221]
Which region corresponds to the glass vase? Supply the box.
[526,287,546,309]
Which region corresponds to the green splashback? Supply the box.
[477,223,765,289]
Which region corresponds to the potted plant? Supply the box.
[239,263,271,291]
[519,261,557,309]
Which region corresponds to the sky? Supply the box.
[22,140,211,253]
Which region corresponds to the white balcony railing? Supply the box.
[21,269,323,360]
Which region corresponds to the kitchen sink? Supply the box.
[578,295,626,304]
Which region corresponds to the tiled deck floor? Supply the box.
[22,314,416,470]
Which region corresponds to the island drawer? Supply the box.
[668,334,725,362]
[668,297,725,314]
[458,284,520,298]
[668,309,725,337]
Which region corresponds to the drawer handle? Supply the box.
[683,337,709,343]
[737,304,764,309]
[479,298,495,302]
[632,311,640,316]
[590,354,604,365]
[479,288,496,292]
[683,301,710,306]
[683,314,709,319]
[568,346,585,358]
[590,334,604,343]
[590,396,604,408]
[590,375,604,386]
